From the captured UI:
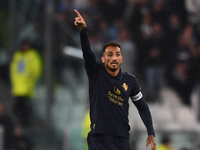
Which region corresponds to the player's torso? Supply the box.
[87,63,136,138]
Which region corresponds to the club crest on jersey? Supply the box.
[114,86,121,95]
[122,83,128,92]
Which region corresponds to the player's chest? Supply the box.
[98,74,132,98]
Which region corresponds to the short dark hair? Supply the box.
[103,41,121,53]
[21,39,30,45]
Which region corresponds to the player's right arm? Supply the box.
[74,9,96,71]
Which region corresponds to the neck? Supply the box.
[105,67,120,76]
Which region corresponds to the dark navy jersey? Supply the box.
[86,62,143,138]
[79,28,155,139]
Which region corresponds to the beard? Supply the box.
[106,65,119,72]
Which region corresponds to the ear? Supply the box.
[121,56,123,63]
[101,56,105,63]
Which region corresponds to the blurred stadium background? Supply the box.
[0,0,200,150]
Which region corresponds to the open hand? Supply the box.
[146,135,156,150]
[74,9,87,30]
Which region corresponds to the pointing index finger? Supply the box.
[74,9,83,19]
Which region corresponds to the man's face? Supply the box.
[22,43,30,51]
[101,46,123,72]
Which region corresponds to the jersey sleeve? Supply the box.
[130,76,155,136]
[133,98,155,136]
[80,28,97,71]
[129,76,143,102]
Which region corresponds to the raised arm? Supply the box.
[74,9,96,71]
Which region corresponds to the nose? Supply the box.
[112,54,117,60]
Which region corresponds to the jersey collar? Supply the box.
[109,68,122,80]
[101,63,123,80]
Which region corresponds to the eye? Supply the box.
[116,53,121,56]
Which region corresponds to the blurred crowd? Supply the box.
[0,102,32,150]
[0,0,200,149]
[0,0,199,107]
[55,0,200,107]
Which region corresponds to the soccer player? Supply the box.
[74,9,156,150]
